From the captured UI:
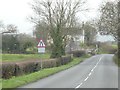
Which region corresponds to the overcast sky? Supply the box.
[0,0,115,41]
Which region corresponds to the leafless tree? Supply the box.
[118,1,120,59]
[30,0,88,58]
[1,24,18,34]
[99,1,118,40]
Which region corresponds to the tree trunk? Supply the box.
[118,1,120,59]
[50,27,65,58]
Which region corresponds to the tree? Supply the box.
[2,24,19,53]
[17,33,36,53]
[83,22,97,46]
[118,1,120,59]
[0,21,5,34]
[33,20,49,45]
[0,21,3,51]
[2,24,18,34]
[2,34,20,53]
[30,0,87,58]
[99,1,120,60]
[99,1,118,40]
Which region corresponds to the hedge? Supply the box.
[72,50,86,57]
[2,55,72,79]
[2,63,16,79]
[60,55,72,65]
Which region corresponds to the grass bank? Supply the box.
[113,55,120,67]
[2,55,90,89]
[2,53,50,62]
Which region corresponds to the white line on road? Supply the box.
[88,72,92,76]
[75,83,83,89]
[75,55,103,88]
[91,68,94,72]
[84,76,89,81]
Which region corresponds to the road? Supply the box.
[20,54,118,88]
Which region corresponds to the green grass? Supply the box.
[2,53,50,62]
[111,44,118,49]
[113,55,120,67]
[0,79,2,90]
[2,55,89,88]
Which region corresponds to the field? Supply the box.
[2,53,50,62]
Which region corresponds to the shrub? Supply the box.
[42,60,52,68]
[108,48,117,54]
[60,55,72,65]
[34,61,42,71]
[2,55,72,79]
[14,61,38,76]
[2,63,16,79]
[99,43,117,54]
[56,58,62,66]
[72,50,86,57]
[114,52,120,67]
[49,59,57,68]
[42,59,57,68]
[26,47,37,54]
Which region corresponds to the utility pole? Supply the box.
[82,22,85,44]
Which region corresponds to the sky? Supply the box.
[0,0,115,41]
[0,0,34,34]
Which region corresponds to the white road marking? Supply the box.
[91,68,94,72]
[89,72,92,76]
[75,83,83,89]
[84,76,89,81]
[75,55,103,89]
[94,65,97,69]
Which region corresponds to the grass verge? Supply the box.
[113,55,120,67]
[2,55,90,88]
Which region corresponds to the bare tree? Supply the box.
[30,0,87,58]
[2,24,18,34]
[83,22,97,46]
[33,20,49,45]
[99,1,120,60]
[99,1,118,40]
[118,1,120,59]
[0,21,5,34]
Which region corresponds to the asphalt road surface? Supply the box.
[20,54,118,88]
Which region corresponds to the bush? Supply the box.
[60,55,72,65]
[2,63,16,79]
[26,47,37,54]
[72,50,86,57]
[34,61,42,71]
[99,43,117,54]
[42,59,57,68]
[15,61,37,76]
[2,55,72,79]
[108,48,117,54]
[114,52,120,67]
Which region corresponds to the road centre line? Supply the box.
[88,72,92,76]
[84,76,89,81]
[75,83,83,89]
[75,55,103,88]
